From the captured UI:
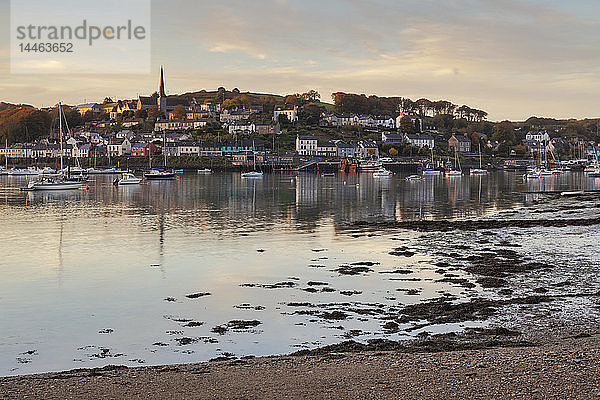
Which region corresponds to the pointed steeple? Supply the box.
[159,66,166,98]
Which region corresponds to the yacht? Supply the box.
[372,169,392,178]
[470,142,488,175]
[25,103,83,191]
[9,167,39,176]
[114,172,142,185]
[144,130,175,180]
[145,169,176,180]
[241,171,264,178]
[241,140,263,178]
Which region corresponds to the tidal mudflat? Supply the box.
[1,172,600,378]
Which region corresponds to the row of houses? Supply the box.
[296,136,379,159]
[320,113,396,129]
[381,132,473,152]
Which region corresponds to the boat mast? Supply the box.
[163,130,167,169]
[59,102,63,172]
[479,142,482,169]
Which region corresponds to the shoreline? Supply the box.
[2,333,599,399]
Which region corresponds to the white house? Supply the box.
[107,138,131,156]
[405,134,435,149]
[526,130,551,142]
[274,105,298,122]
[296,135,317,156]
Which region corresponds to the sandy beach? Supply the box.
[2,333,599,400]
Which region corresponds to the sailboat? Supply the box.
[422,148,441,176]
[25,103,83,191]
[144,130,175,180]
[470,142,488,175]
[242,140,263,178]
[447,149,462,177]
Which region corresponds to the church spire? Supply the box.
[159,66,166,98]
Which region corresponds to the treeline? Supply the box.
[0,104,82,144]
[331,92,488,121]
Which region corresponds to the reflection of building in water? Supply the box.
[295,173,319,205]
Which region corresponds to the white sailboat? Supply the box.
[447,149,462,177]
[242,140,263,178]
[26,103,83,191]
[470,142,488,175]
[145,131,175,180]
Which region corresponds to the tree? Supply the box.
[173,105,187,120]
[216,87,226,104]
[284,94,302,106]
[398,116,416,134]
[277,114,290,126]
[147,106,164,120]
[122,110,134,119]
[493,121,516,145]
[301,90,320,103]
[103,97,113,104]
[134,109,148,119]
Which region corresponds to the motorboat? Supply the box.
[446,170,462,177]
[144,169,176,180]
[114,173,142,185]
[39,167,58,176]
[321,172,335,177]
[174,169,184,174]
[241,171,264,178]
[372,169,392,178]
[9,167,39,176]
[26,175,82,191]
[561,190,585,197]
[87,167,128,174]
[470,168,488,175]
[358,160,382,172]
[423,168,441,176]
[197,169,212,174]
[405,174,422,181]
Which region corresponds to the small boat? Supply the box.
[358,160,383,172]
[0,167,7,176]
[173,169,184,174]
[446,170,462,177]
[242,140,263,178]
[144,170,176,180]
[39,167,57,175]
[470,168,488,175]
[26,176,82,191]
[372,169,392,178]
[405,174,422,181]
[197,169,212,174]
[561,190,585,197]
[114,172,142,185]
[241,171,264,178]
[24,103,83,191]
[9,167,39,176]
[470,142,488,175]
[423,168,441,176]
[87,167,128,175]
[321,172,335,177]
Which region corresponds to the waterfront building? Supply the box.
[448,134,471,153]
[296,135,318,156]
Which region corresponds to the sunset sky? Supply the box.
[0,0,599,121]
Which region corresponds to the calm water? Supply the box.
[1,171,599,376]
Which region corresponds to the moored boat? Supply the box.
[114,172,142,185]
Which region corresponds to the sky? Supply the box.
[0,0,599,121]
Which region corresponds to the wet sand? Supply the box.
[2,334,599,399]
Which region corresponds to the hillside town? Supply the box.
[1,67,599,171]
